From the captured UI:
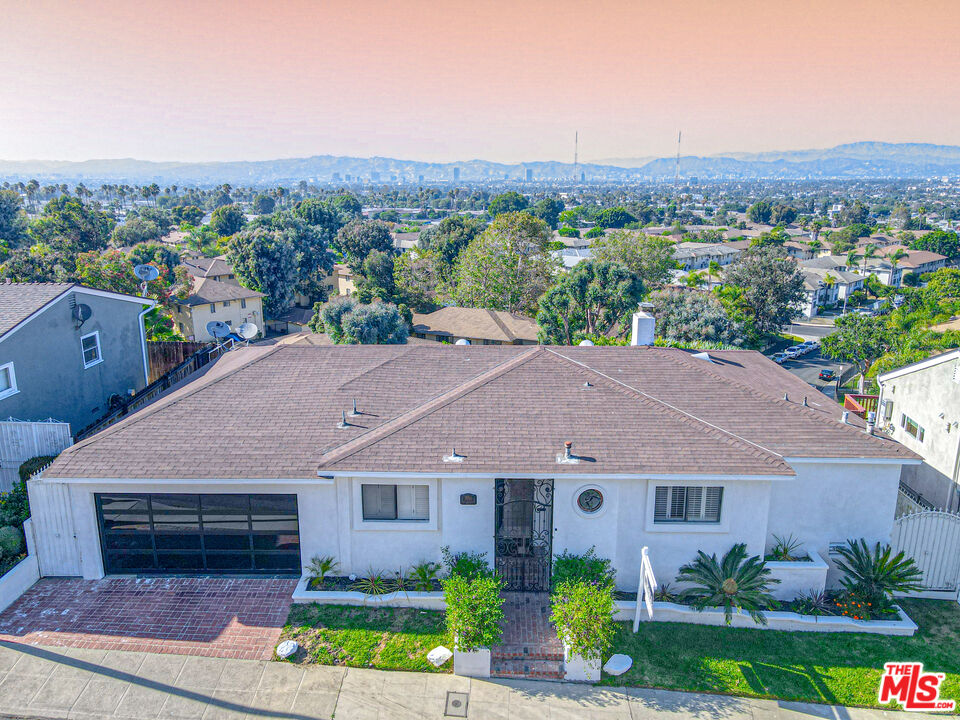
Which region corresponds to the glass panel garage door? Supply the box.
[97,493,300,574]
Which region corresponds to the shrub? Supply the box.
[654,582,676,602]
[833,538,923,607]
[676,543,780,625]
[550,580,616,662]
[352,569,393,596]
[0,526,23,558]
[442,574,505,651]
[584,226,605,239]
[551,547,615,589]
[793,589,835,617]
[307,554,339,583]
[410,561,441,591]
[558,226,580,238]
[768,534,805,561]
[0,482,30,530]
[441,546,491,580]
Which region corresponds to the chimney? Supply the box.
[630,308,656,346]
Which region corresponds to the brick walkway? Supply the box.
[0,577,297,660]
[492,591,564,679]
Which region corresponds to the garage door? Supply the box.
[96,493,300,574]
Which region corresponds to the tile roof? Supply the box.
[45,344,916,481]
[412,308,539,343]
[0,283,75,337]
[183,278,265,305]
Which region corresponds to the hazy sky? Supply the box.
[2,0,959,163]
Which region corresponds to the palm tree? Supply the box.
[676,544,780,625]
[888,248,907,285]
[834,539,922,607]
[707,260,722,285]
[845,249,861,272]
[684,271,707,289]
[860,243,878,275]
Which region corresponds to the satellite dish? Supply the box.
[72,304,92,323]
[206,320,232,339]
[133,264,160,283]
[237,322,259,340]
[578,339,595,346]
[455,338,471,345]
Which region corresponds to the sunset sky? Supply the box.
[2,0,959,163]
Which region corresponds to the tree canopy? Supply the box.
[227,227,298,316]
[488,191,528,217]
[723,246,805,335]
[334,219,395,268]
[589,230,675,289]
[209,204,246,237]
[649,288,749,347]
[319,296,408,344]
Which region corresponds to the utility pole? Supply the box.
[675,131,682,192]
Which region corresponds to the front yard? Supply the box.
[281,603,452,672]
[601,599,960,710]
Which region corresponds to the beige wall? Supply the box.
[173,297,264,342]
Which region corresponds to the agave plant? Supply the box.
[352,569,393,596]
[769,534,804,562]
[676,543,780,625]
[833,538,923,605]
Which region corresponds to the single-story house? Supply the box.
[31,326,918,594]
[411,307,539,345]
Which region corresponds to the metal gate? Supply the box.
[494,478,553,591]
[892,510,960,592]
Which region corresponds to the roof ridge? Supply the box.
[486,309,515,342]
[546,348,789,468]
[60,345,283,456]
[653,348,913,456]
[317,347,544,468]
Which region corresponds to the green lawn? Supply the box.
[281,603,452,672]
[601,599,960,710]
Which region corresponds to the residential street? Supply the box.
[776,349,843,399]
[0,642,945,720]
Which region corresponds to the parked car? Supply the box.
[801,340,819,353]
[818,369,836,381]
[771,352,788,364]
[853,308,874,317]
[784,345,806,358]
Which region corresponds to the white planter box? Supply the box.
[765,549,829,600]
[562,641,601,683]
[618,599,917,636]
[0,554,39,614]
[453,647,490,678]
[291,575,445,610]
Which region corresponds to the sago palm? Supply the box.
[676,543,780,625]
[833,538,923,605]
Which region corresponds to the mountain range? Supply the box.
[3,142,960,185]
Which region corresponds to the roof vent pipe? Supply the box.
[841,410,850,424]
[337,410,351,429]
[557,440,580,464]
[350,398,361,417]
[802,396,808,407]
[783,393,789,402]
[564,441,573,460]
[865,411,876,436]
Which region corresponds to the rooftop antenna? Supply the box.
[205,320,231,348]
[237,322,259,343]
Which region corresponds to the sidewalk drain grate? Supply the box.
[445,691,469,717]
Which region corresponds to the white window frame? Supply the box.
[645,481,729,533]
[80,331,103,369]
[0,362,18,400]
[352,478,438,531]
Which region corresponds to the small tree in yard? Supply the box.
[442,574,505,651]
[821,313,894,393]
[550,580,617,662]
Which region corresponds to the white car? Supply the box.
[771,352,788,364]
[784,345,805,358]
[801,340,819,353]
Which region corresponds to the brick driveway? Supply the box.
[0,577,297,660]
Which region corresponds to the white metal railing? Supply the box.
[633,546,658,632]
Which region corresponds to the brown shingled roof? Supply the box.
[44,344,916,481]
[412,307,539,343]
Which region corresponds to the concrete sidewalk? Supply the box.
[0,641,936,720]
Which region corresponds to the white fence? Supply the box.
[892,509,960,593]
[0,419,72,492]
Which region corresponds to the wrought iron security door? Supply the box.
[494,478,553,591]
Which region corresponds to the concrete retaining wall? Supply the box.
[291,575,445,610]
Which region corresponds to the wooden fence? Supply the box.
[147,341,208,383]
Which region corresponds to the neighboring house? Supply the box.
[798,268,864,316]
[878,246,948,278]
[554,247,591,269]
[411,307,539,345]
[393,232,422,251]
[181,254,237,284]
[877,349,960,511]
[33,325,918,590]
[171,278,265,342]
[0,283,155,433]
[265,306,314,335]
[673,242,741,270]
[321,263,356,297]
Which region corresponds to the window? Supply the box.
[223,300,231,308]
[654,486,722,523]
[209,303,216,313]
[882,399,894,421]
[577,488,603,514]
[0,362,17,400]
[900,413,925,442]
[240,298,247,309]
[361,484,429,521]
[80,331,102,368]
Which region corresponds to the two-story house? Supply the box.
[877,349,960,511]
[0,283,155,433]
[174,255,265,342]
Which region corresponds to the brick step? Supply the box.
[491,658,564,680]
[491,644,563,661]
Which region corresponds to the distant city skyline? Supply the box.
[2,0,959,163]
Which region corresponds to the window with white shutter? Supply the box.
[654,486,723,523]
[362,484,428,521]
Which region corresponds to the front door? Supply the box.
[494,478,553,591]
